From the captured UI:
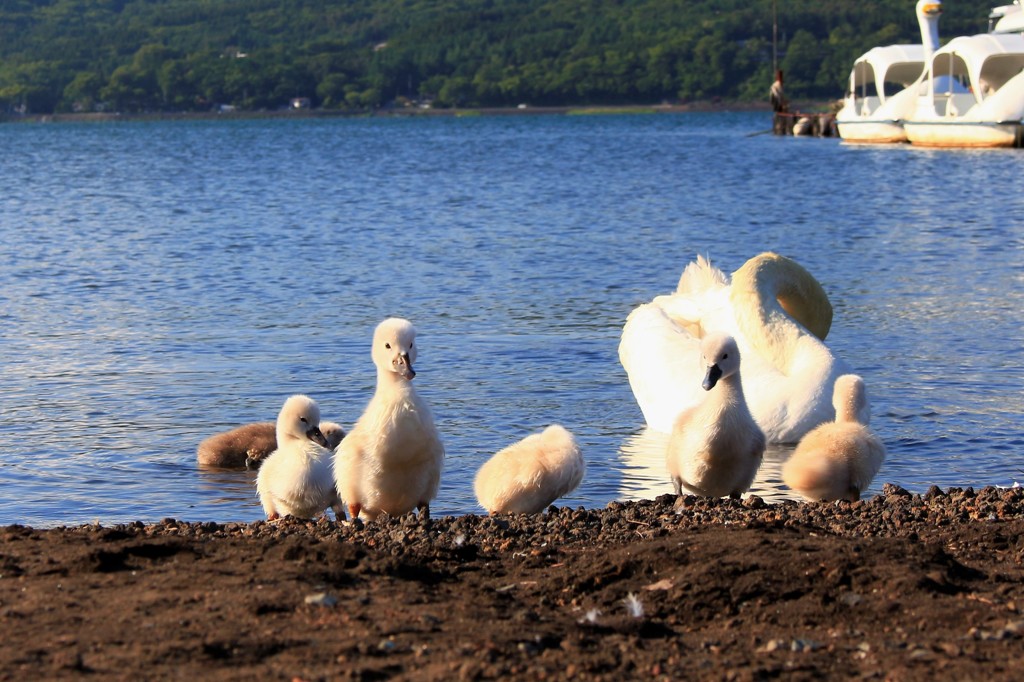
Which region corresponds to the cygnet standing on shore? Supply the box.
[783,374,885,502]
[256,395,345,520]
[334,318,444,521]
[666,333,765,498]
[198,420,345,470]
[474,424,585,514]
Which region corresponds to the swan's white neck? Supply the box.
[718,372,746,401]
[376,368,414,396]
[729,253,833,376]
[277,429,304,448]
[834,380,868,424]
[917,0,942,59]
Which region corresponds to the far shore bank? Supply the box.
[1,99,836,125]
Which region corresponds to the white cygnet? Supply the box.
[256,395,344,520]
[783,374,885,502]
[666,332,766,498]
[474,424,585,514]
[334,318,444,521]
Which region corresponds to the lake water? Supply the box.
[1,112,1021,527]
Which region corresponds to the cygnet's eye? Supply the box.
[300,416,308,424]
[409,342,413,348]
[722,353,729,360]
[385,343,391,349]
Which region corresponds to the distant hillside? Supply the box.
[0,0,997,114]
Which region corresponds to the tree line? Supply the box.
[0,0,998,115]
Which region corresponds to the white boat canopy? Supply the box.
[849,45,927,100]
[990,1,1024,33]
[929,33,1024,95]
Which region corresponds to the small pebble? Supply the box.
[304,592,337,607]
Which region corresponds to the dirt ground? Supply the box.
[1,484,1022,681]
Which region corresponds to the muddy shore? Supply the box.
[1,484,1022,680]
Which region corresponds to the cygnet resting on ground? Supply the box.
[256,395,345,520]
[666,332,766,498]
[334,318,444,521]
[197,420,345,470]
[783,374,885,502]
[474,424,585,514]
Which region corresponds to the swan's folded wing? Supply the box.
[676,254,729,294]
[619,303,705,432]
[653,285,736,340]
[333,430,364,506]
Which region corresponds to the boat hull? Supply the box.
[836,119,908,144]
[903,121,1022,147]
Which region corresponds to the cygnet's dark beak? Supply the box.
[306,426,328,447]
[702,364,723,391]
[397,352,416,380]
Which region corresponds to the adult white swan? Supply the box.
[619,252,866,443]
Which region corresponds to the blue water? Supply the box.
[0,112,1021,527]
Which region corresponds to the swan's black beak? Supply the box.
[397,352,416,380]
[306,426,329,447]
[702,364,722,391]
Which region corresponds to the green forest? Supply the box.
[0,0,1000,115]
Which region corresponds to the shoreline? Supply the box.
[2,484,1022,679]
[0,100,835,125]
[9,478,1019,531]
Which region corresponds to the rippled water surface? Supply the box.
[1,112,1021,526]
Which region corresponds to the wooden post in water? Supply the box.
[772,0,778,76]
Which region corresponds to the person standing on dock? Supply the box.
[770,70,791,134]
